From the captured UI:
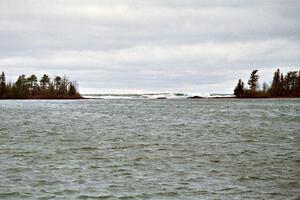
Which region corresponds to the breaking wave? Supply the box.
[83,93,234,99]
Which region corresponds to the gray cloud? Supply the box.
[0,0,299,94]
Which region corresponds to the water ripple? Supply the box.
[0,99,299,199]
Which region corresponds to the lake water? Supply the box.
[0,99,299,199]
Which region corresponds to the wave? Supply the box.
[83,93,233,99]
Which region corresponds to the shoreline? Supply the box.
[79,96,300,100]
[0,96,84,100]
[1,96,300,100]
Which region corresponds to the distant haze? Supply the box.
[0,0,299,94]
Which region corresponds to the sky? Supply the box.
[0,0,299,94]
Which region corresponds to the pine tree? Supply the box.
[279,73,284,96]
[68,82,78,96]
[297,71,300,96]
[54,76,62,90]
[0,72,6,97]
[27,74,38,96]
[248,70,259,92]
[270,69,280,96]
[40,74,50,89]
[234,79,245,97]
[285,71,298,96]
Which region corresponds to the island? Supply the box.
[234,69,300,98]
[0,72,82,99]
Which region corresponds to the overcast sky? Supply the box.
[0,0,299,94]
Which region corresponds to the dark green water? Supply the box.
[0,99,299,199]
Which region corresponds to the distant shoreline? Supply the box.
[0,96,83,100]
[82,96,299,100]
[0,95,83,100]
[1,96,300,100]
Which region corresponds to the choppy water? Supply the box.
[0,99,299,200]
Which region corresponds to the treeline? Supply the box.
[234,69,300,98]
[0,72,81,99]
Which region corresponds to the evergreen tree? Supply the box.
[40,74,50,89]
[27,74,38,96]
[297,71,300,96]
[27,74,38,87]
[54,76,62,90]
[234,79,245,97]
[0,72,6,97]
[15,75,28,97]
[248,70,259,92]
[270,69,280,96]
[279,73,284,96]
[58,76,69,95]
[285,71,298,96]
[68,82,78,96]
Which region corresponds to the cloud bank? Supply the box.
[0,0,299,94]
